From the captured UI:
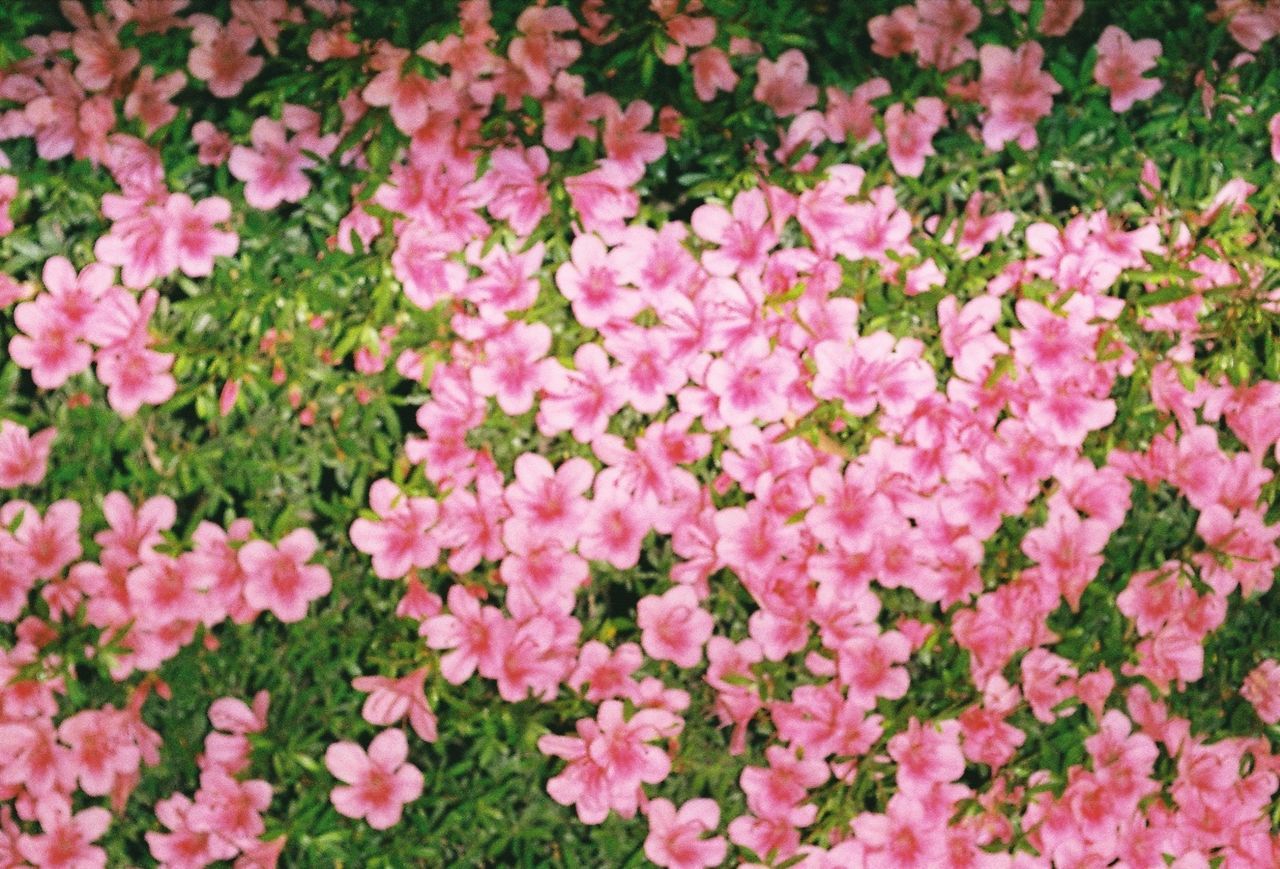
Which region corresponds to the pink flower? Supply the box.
[603,100,667,172]
[637,585,715,668]
[1270,112,1280,163]
[537,343,627,443]
[1021,499,1110,610]
[124,66,185,134]
[579,479,654,570]
[472,145,551,236]
[470,321,552,415]
[164,193,239,278]
[97,491,176,562]
[325,729,424,829]
[838,629,912,708]
[1241,659,1280,724]
[555,233,642,329]
[704,336,800,427]
[421,583,506,684]
[1093,27,1162,112]
[352,669,438,742]
[188,15,264,98]
[349,479,440,579]
[96,344,177,417]
[564,159,642,242]
[10,498,82,580]
[17,799,111,869]
[691,48,738,102]
[8,295,94,389]
[883,97,946,177]
[94,201,175,289]
[691,188,777,277]
[504,453,594,542]
[0,422,55,488]
[644,798,727,869]
[978,41,1061,150]
[229,118,317,210]
[851,794,945,869]
[193,120,233,166]
[753,50,817,117]
[0,175,17,237]
[238,529,332,623]
[869,7,918,58]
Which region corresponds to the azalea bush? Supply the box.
[2,0,1280,865]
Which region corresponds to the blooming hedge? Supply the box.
[1,0,1280,866]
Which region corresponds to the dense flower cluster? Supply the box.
[1,0,1279,865]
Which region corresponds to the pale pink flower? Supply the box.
[238,529,332,623]
[164,193,239,277]
[470,321,552,415]
[1270,112,1280,163]
[228,115,336,210]
[869,6,918,58]
[603,100,666,172]
[188,15,264,98]
[8,295,94,389]
[17,799,110,869]
[326,729,424,829]
[352,669,438,742]
[0,422,56,488]
[10,498,82,580]
[555,232,643,329]
[637,585,715,668]
[691,48,738,101]
[0,175,17,237]
[1094,27,1163,112]
[978,41,1061,150]
[753,50,818,117]
[193,120,233,166]
[124,66,185,134]
[1241,659,1280,724]
[96,344,177,417]
[537,343,627,443]
[644,798,727,869]
[107,0,190,35]
[690,188,777,276]
[349,479,440,579]
[883,97,946,177]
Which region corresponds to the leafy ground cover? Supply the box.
[1,0,1280,866]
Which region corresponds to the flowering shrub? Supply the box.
[2,0,1280,865]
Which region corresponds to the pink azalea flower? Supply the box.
[838,629,912,708]
[537,343,627,443]
[188,14,264,99]
[504,453,594,542]
[470,321,552,415]
[691,48,738,102]
[637,585,715,668]
[164,193,239,278]
[228,118,318,210]
[1241,659,1280,724]
[421,583,506,684]
[96,344,178,417]
[238,529,332,623]
[915,0,981,70]
[9,498,82,580]
[884,97,946,177]
[8,295,95,389]
[97,491,176,562]
[578,479,654,570]
[753,49,818,117]
[17,799,111,869]
[471,145,552,236]
[0,421,56,488]
[94,199,175,289]
[869,7,918,58]
[704,336,800,427]
[352,669,438,742]
[124,66,185,134]
[193,120,233,166]
[603,100,666,172]
[644,798,727,869]
[0,175,17,237]
[1094,26,1163,112]
[107,0,190,36]
[1270,112,1280,163]
[349,479,441,579]
[978,41,1061,150]
[555,233,643,329]
[691,188,778,276]
[325,729,424,829]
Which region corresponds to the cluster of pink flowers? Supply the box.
[1,0,1279,864]
[147,692,284,868]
